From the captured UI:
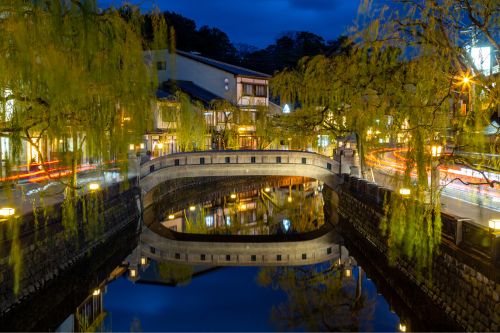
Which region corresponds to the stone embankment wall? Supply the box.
[333,174,500,332]
[0,183,141,317]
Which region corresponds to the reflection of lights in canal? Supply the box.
[282,219,291,232]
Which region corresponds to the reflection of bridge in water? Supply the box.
[136,222,347,267]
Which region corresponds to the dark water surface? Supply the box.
[2,177,418,332]
[102,262,400,332]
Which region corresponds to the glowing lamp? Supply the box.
[399,188,411,196]
[140,257,147,265]
[488,219,500,231]
[240,204,247,211]
[168,214,175,220]
[156,143,163,149]
[88,183,100,191]
[189,205,196,211]
[264,187,271,193]
[399,323,407,332]
[287,196,292,203]
[230,193,237,199]
[129,268,137,278]
[431,145,442,157]
[92,288,101,296]
[462,76,470,84]
[0,207,15,217]
[344,269,352,278]
[129,144,135,151]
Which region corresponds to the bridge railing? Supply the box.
[140,150,340,179]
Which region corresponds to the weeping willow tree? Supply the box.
[175,92,206,151]
[0,0,167,293]
[272,0,499,271]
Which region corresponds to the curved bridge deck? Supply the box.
[140,150,344,196]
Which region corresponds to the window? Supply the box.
[251,156,256,163]
[201,254,206,261]
[225,156,230,163]
[175,253,180,259]
[174,159,179,166]
[277,254,282,261]
[226,254,231,261]
[302,158,307,164]
[276,156,281,163]
[150,246,156,254]
[255,85,267,97]
[327,163,332,170]
[150,165,155,172]
[302,253,307,260]
[243,83,253,96]
[242,83,267,97]
[251,255,256,262]
[327,247,332,255]
[200,157,205,165]
[156,61,166,70]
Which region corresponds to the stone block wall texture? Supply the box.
[0,183,141,316]
[334,176,500,332]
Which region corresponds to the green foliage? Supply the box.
[271,0,499,269]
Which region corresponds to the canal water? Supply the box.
[3,177,419,332]
[70,179,409,332]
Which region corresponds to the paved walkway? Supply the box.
[370,169,498,227]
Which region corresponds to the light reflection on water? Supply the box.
[52,178,412,332]
[160,180,325,235]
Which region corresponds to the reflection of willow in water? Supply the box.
[173,182,324,235]
[258,261,375,332]
[157,262,194,285]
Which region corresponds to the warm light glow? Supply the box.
[264,187,271,193]
[399,323,407,332]
[129,144,135,150]
[462,76,470,84]
[92,288,101,296]
[123,117,131,121]
[129,268,137,278]
[431,145,442,157]
[139,143,145,149]
[287,196,292,203]
[189,205,196,211]
[140,257,147,265]
[238,126,246,132]
[489,219,500,230]
[168,214,175,220]
[230,193,237,199]
[156,143,163,149]
[0,207,15,217]
[239,204,247,211]
[88,183,100,191]
[345,269,352,277]
[399,188,411,196]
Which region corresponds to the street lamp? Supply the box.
[92,288,101,296]
[88,182,100,191]
[168,214,175,220]
[0,207,15,217]
[431,145,443,157]
[189,205,196,212]
[399,188,411,197]
[489,219,500,231]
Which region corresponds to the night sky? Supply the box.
[99,0,361,48]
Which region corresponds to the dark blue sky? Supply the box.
[100,0,361,48]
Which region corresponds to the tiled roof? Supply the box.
[159,80,224,107]
[176,50,271,78]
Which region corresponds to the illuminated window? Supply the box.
[205,215,214,227]
[243,84,253,96]
[255,85,267,97]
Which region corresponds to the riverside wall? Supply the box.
[0,182,141,318]
[333,174,500,332]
